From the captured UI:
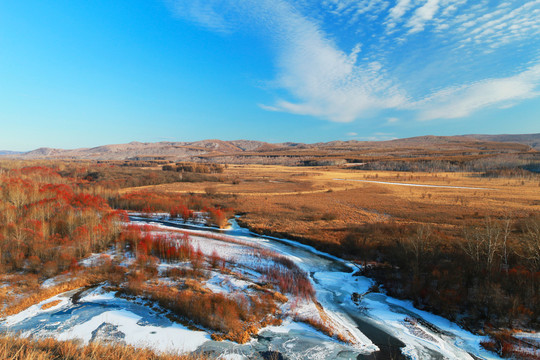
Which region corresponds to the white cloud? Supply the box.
[168,0,540,124]
[386,0,414,30]
[412,63,540,120]
[406,0,440,34]
[171,0,407,122]
[167,1,233,33]
[346,132,358,136]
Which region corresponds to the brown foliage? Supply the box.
[1,274,103,317]
[123,283,280,344]
[0,165,123,275]
[0,334,207,360]
[40,299,62,310]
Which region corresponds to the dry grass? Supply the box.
[294,301,350,344]
[117,163,540,248]
[128,165,540,247]
[0,334,208,360]
[1,273,108,317]
[122,164,540,334]
[40,299,62,310]
[123,281,282,344]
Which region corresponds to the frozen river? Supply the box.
[1,216,499,359]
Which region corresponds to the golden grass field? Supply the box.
[123,164,540,247]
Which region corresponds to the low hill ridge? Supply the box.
[2,134,537,162]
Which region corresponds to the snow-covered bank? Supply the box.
[3,285,210,354]
[139,217,504,359]
[1,216,512,359]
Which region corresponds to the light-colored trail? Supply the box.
[333,178,496,190]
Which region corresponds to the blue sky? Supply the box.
[1,0,539,151]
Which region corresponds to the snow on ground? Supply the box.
[204,272,251,295]
[130,220,252,264]
[190,235,246,262]
[56,308,208,353]
[3,285,210,354]
[3,291,73,327]
[136,220,291,272]
[217,355,247,360]
[140,217,504,359]
[512,332,540,358]
[227,219,358,270]
[40,274,71,289]
[2,216,510,359]
[130,212,219,229]
[79,249,117,267]
[514,331,540,343]
[116,219,379,356]
[333,178,496,190]
[361,293,501,359]
[227,219,503,359]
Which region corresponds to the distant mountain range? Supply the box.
[1,133,538,162]
[0,150,23,156]
[462,133,540,150]
[12,140,280,161]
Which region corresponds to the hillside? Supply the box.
[3,135,538,165]
[463,133,540,150]
[0,150,22,156]
[14,140,272,161]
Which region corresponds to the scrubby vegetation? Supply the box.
[0,162,280,346]
[257,260,314,299]
[0,165,123,275]
[480,331,540,359]
[0,334,207,360]
[110,191,233,228]
[163,162,225,174]
[56,162,225,189]
[338,217,540,352]
[99,224,293,343]
[2,156,539,359]
[361,153,540,177]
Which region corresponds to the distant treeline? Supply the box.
[344,216,540,337]
[359,154,540,177]
[162,162,225,174]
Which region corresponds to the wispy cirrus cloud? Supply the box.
[167,0,540,123]
[406,0,440,34]
[386,0,414,30]
[411,64,540,120]
[169,0,407,122]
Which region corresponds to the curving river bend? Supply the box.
[1,216,498,360]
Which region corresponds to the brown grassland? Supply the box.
[123,163,540,356]
[0,334,207,360]
[125,164,540,245]
[1,146,539,359]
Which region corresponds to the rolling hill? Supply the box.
[2,134,538,165]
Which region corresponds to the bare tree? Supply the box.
[414,224,431,275]
[519,216,540,272]
[483,217,501,273]
[499,217,512,273]
[462,217,502,275]
[462,226,484,273]
[400,224,432,278]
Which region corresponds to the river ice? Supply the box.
[0,216,507,359]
